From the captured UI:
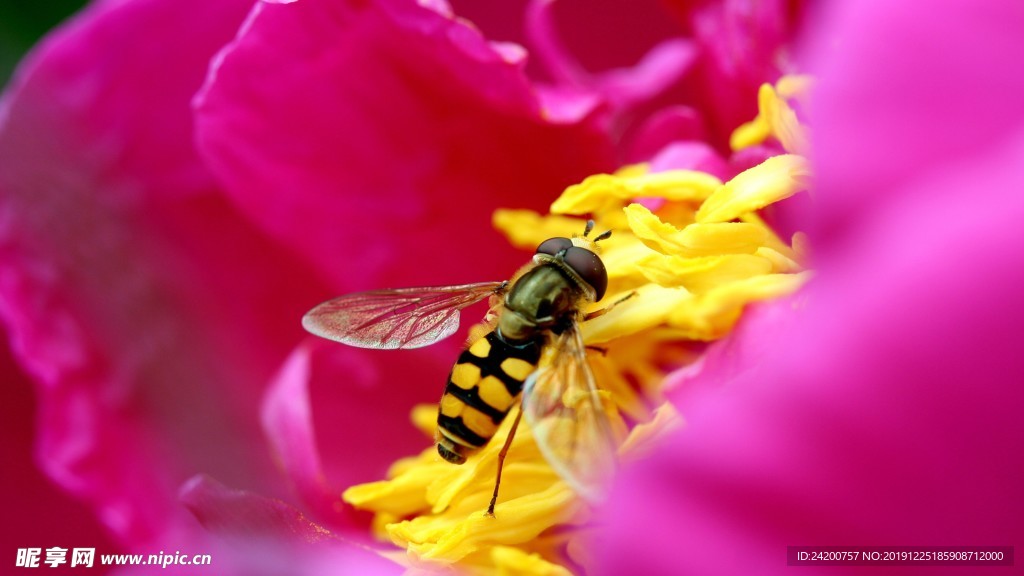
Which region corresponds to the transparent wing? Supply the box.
[302,282,505,350]
[522,321,619,501]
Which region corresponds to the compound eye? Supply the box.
[564,246,607,301]
[536,237,573,256]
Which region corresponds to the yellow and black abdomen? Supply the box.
[436,331,541,464]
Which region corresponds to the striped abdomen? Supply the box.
[436,331,541,464]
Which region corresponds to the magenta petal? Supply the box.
[0,0,253,200]
[195,0,614,291]
[0,0,354,553]
[262,337,476,530]
[180,475,340,544]
[633,140,730,211]
[648,141,729,181]
[625,105,707,162]
[271,338,454,504]
[261,342,336,523]
[1,343,122,553]
[261,340,381,531]
[180,475,401,575]
[0,0,268,547]
[669,0,796,145]
[806,0,1024,242]
[589,39,696,108]
[535,84,604,124]
[525,0,694,112]
[524,0,585,85]
[596,0,1024,573]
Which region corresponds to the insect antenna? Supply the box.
[573,218,611,251]
[582,219,595,237]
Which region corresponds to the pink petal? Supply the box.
[0,0,330,548]
[665,0,798,147]
[180,475,401,575]
[633,141,731,211]
[589,39,696,108]
[443,0,530,52]
[625,105,707,162]
[262,337,472,529]
[727,143,784,174]
[260,340,395,532]
[180,474,339,544]
[535,84,604,124]
[195,0,615,292]
[260,342,339,527]
[597,0,1024,572]
[524,0,695,110]
[806,0,1024,244]
[0,343,121,555]
[648,141,730,181]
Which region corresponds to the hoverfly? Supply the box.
[302,221,626,515]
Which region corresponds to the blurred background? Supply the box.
[0,2,87,85]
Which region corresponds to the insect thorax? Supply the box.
[498,263,587,342]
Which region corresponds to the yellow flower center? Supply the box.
[343,76,811,574]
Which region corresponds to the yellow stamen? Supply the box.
[552,169,722,215]
[636,253,774,293]
[696,154,811,223]
[491,546,574,576]
[626,203,769,256]
[731,74,813,153]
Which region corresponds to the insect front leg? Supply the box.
[583,291,637,322]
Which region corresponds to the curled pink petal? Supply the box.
[262,335,487,527]
[625,105,707,162]
[180,475,402,575]
[526,0,695,113]
[524,0,585,86]
[261,339,439,533]
[535,85,604,124]
[180,474,339,544]
[260,341,340,527]
[590,38,696,108]
[727,143,784,174]
[648,141,729,180]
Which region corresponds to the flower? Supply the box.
[340,76,812,570]
[595,0,1024,574]
[0,0,808,572]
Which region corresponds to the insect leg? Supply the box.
[485,404,523,517]
[583,290,637,321]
